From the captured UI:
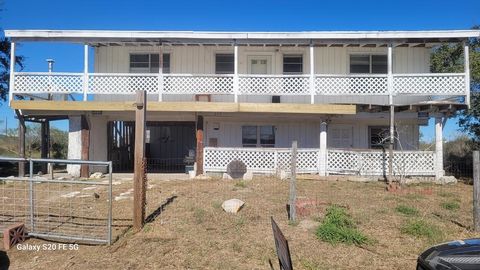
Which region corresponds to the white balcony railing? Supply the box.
[12,72,467,103]
[203,147,436,176]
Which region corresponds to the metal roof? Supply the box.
[5,29,480,45]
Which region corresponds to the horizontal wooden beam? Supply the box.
[11,100,356,115]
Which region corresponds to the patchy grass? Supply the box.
[234,180,248,188]
[193,208,207,224]
[395,204,419,216]
[401,219,443,243]
[441,201,460,211]
[315,205,370,246]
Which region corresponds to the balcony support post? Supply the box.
[233,42,239,103]
[464,41,470,107]
[9,42,15,105]
[435,116,445,180]
[310,41,315,104]
[83,44,89,101]
[319,120,327,176]
[387,43,394,184]
[158,44,164,102]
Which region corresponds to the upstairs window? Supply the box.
[242,125,275,147]
[283,55,303,74]
[350,54,387,74]
[215,54,234,74]
[130,53,170,73]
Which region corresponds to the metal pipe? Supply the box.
[29,159,35,233]
[27,232,108,244]
[107,161,113,245]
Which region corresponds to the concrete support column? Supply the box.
[319,121,328,176]
[435,117,444,179]
[67,116,82,177]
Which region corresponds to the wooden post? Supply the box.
[9,42,15,105]
[309,41,315,104]
[40,121,50,174]
[83,44,89,101]
[196,115,204,176]
[435,117,444,179]
[16,110,26,177]
[473,151,480,232]
[233,42,239,103]
[133,90,147,231]
[289,141,297,222]
[464,41,470,108]
[319,121,327,176]
[80,115,90,178]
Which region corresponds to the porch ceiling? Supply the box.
[11,100,357,115]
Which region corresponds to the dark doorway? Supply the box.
[107,121,196,173]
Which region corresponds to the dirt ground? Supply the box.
[1,175,476,269]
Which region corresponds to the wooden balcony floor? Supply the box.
[11,100,356,115]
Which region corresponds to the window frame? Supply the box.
[129,53,171,74]
[282,54,304,75]
[241,125,276,147]
[215,53,235,74]
[349,53,388,74]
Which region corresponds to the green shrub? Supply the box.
[401,219,442,242]
[441,201,460,211]
[315,205,369,246]
[395,205,419,216]
[234,180,247,188]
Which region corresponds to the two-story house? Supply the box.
[5,29,479,179]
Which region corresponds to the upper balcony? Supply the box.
[6,29,478,111]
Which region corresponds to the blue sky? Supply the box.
[1,0,479,141]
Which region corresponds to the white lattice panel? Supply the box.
[327,149,435,176]
[14,73,84,94]
[393,74,465,95]
[239,75,310,95]
[204,147,319,173]
[315,75,388,95]
[164,74,233,94]
[89,74,159,94]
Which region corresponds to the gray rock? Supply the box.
[226,160,247,179]
[222,173,233,180]
[89,172,105,179]
[436,176,458,185]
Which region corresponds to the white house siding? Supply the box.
[93,45,431,104]
[203,112,422,150]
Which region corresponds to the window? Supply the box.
[350,54,387,74]
[369,126,395,149]
[215,54,234,74]
[242,125,275,147]
[129,53,170,73]
[283,55,303,74]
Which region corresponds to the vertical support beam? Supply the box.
[233,42,239,103]
[158,45,164,102]
[40,121,50,174]
[464,41,470,108]
[196,115,204,176]
[133,90,147,231]
[387,43,394,184]
[83,44,89,101]
[8,42,15,106]
[309,42,315,104]
[15,110,25,177]
[289,140,297,222]
[388,105,394,183]
[473,151,480,232]
[319,121,327,176]
[435,117,444,179]
[80,115,90,178]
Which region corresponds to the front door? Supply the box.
[329,125,353,149]
[248,56,271,74]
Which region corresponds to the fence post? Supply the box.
[133,90,147,231]
[289,141,297,222]
[474,151,480,232]
[29,159,35,233]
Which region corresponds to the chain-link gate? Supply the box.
[0,157,113,245]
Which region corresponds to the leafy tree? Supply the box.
[430,26,480,146]
[0,37,24,101]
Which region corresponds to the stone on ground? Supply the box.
[89,172,105,179]
[243,170,253,181]
[222,173,233,180]
[222,198,245,213]
[436,176,457,185]
[226,160,247,179]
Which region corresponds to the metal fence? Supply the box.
[0,157,113,245]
